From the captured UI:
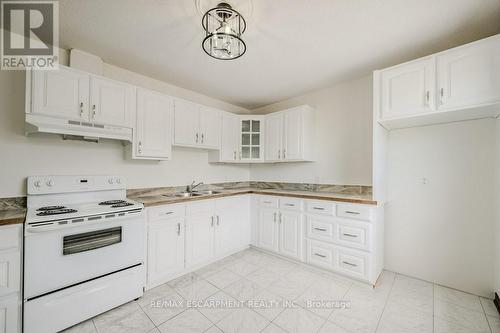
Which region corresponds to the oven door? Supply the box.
[24,212,145,299]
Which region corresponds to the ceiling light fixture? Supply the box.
[202,2,246,60]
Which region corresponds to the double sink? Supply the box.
[165,190,223,198]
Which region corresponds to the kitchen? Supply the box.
[0,1,499,333]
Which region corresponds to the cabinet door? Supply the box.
[264,113,283,161]
[135,89,173,160]
[174,99,199,146]
[283,108,303,161]
[90,76,134,127]
[214,196,250,256]
[0,250,20,297]
[220,113,239,161]
[199,107,221,149]
[278,211,302,260]
[31,67,89,121]
[380,58,435,119]
[258,208,278,252]
[185,213,214,268]
[437,37,500,110]
[147,218,184,287]
[0,294,19,333]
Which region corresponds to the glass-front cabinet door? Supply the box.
[239,116,264,161]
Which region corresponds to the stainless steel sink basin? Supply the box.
[194,190,223,195]
[169,192,204,198]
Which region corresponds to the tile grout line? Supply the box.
[479,296,494,333]
[373,273,397,333]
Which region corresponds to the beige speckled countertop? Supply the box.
[131,188,376,207]
[0,209,26,226]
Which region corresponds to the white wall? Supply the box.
[0,53,250,198]
[249,76,373,185]
[385,118,497,297]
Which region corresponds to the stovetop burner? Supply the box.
[36,208,78,216]
[111,202,134,208]
[99,200,126,206]
[37,205,66,211]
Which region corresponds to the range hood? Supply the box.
[25,114,132,142]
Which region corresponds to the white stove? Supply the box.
[24,175,146,333]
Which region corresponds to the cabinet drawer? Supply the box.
[337,249,368,279]
[306,240,335,269]
[279,197,303,211]
[336,221,370,251]
[0,250,20,297]
[337,204,373,221]
[306,216,335,243]
[148,204,185,221]
[0,226,21,251]
[259,196,279,208]
[306,200,335,216]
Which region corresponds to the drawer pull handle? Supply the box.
[314,253,326,258]
[313,207,325,210]
[342,261,358,267]
[314,227,327,232]
[263,201,272,204]
[162,212,173,215]
[345,211,360,215]
[284,203,295,206]
[343,233,358,238]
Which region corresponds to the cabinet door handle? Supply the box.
[314,227,327,232]
[283,149,286,159]
[273,212,277,222]
[201,133,204,144]
[425,91,430,105]
[278,149,281,159]
[211,216,214,227]
[177,223,181,235]
[314,253,326,258]
[92,105,96,118]
[138,141,143,154]
[195,133,199,143]
[216,215,220,226]
[79,102,84,117]
[344,211,360,215]
[279,212,282,224]
[342,261,358,267]
[343,233,358,238]
[233,151,236,160]
[439,88,444,105]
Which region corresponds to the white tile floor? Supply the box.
[63,248,499,333]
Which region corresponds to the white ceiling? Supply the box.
[59,0,500,109]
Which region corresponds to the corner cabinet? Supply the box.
[375,33,500,130]
[173,99,221,150]
[265,105,314,162]
[132,89,173,161]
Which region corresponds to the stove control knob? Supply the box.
[108,178,114,184]
[34,180,42,188]
[46,180,54,187]
[115,178,121,184]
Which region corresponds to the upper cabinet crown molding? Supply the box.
[374,34,500,130]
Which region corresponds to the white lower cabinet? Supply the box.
[256,196,303,261]
[0,225,22,333]
[254,196,382,285]
[146,196,250,289]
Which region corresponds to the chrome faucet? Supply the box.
[186,181,204,193]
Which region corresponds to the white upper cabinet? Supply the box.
[437,36,500,110]
[199,107,221,149]
[31,67,90,121]
[90,76,135,127]
[173,99,199,146]
[265,113,283,162]
[134,89,173,160]
[264,105,314,162]
[380,57,436,119]
[240,117,264,162]
[218,112,240,162]
[376,34,500,129]
[174,99,221,150]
